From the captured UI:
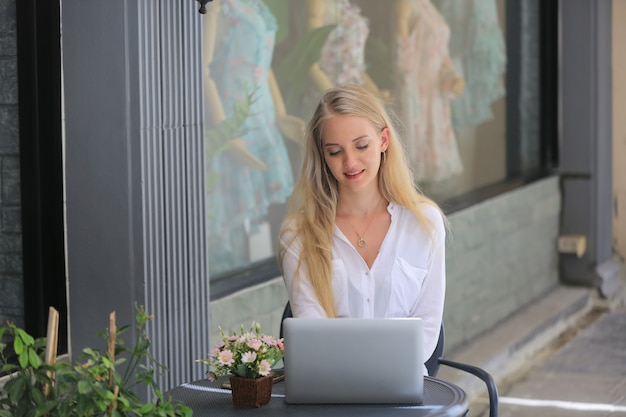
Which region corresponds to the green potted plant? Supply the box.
[0,305,192,417]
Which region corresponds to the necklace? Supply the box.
[341,196,386,249]
[347,213,377,249]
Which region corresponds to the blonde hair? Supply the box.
[280,85,442,317]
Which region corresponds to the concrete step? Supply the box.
[437,285,597,415]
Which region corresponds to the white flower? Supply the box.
[241,351,257,364]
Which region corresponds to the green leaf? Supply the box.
[78,380,91,394]
[29,348,42,369]
[116,395,130,408]
[6,375,27,403]
[18,350,28,368]
[13,334,24,354]
[82,347,96,357]
[15,328,35,346]
[34,402,57,417]
[31,388,46,406]
[179,404,193,417]
[234,363,253,378]
[76,396,97,416]
[139,402,154,414]
[1,363,18,374]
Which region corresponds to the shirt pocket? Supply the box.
[331,259,350,318]
[388,257,428,317]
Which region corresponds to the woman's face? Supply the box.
[321,114,389,195]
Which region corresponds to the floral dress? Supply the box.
[395,0,463,183]
[208,0,293,273]
[298,0,370,117]
[318,0,369,86]
[434,0,507,128]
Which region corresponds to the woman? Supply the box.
[279,85,446,374]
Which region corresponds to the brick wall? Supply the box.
[443,177,560,351]
[209,177,562,353]
[0,0,23,329]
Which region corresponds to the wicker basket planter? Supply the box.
[229,375,273,408]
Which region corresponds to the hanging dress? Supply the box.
[318,0,369,86]
[208,0,293,274]
[395,0,463,183]
[433,0,506,128]
[297,0,370,117]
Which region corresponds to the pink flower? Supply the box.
[217,350,234,366]
[241,351,257,364]
[258,360,271,377]
[247,338,263,351]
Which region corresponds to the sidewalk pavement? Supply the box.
[437,278,626,417]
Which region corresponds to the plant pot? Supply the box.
[229,375,273,408]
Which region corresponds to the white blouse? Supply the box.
[281,203,446,373]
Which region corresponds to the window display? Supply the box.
[201,0,529,282]
[203,0,304,274]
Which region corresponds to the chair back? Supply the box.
[279,301,293,339]
[425,323,444,376]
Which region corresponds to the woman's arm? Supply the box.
[280,228,327,318]
[410,206,446,364]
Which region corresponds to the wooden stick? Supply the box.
[112,385,119,413]
[44,306,59,398]
[108,311,116,388]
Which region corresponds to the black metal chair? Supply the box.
[279,301,499,417]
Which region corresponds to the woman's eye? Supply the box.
[356,144,369,150]
[328,149,341,156]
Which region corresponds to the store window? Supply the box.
[203,0,557,292]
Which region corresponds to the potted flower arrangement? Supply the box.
[197,322,284,408]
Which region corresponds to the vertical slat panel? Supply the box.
[137,0,209,394]
[184,0,210,372]
[138,0,167,393]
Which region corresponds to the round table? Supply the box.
[164,376,468,417]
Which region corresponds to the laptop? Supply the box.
[282,317,424,404]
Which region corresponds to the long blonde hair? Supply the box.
[279,85,442,317]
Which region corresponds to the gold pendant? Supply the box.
[357,237,367,248]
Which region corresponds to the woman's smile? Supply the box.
[344,169,365,179]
